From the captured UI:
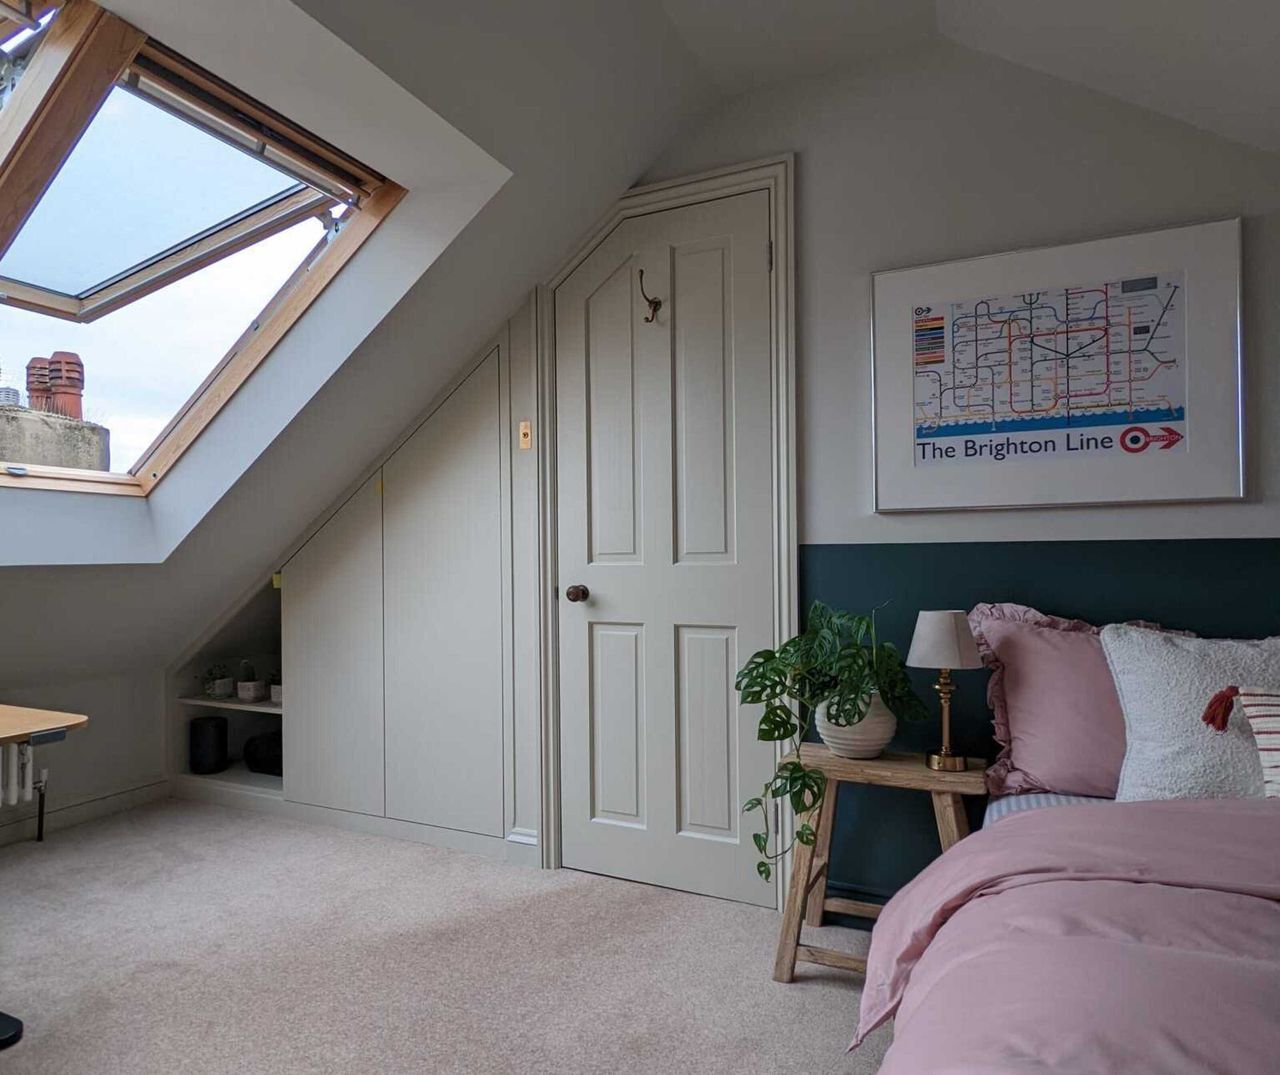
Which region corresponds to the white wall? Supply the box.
[0,671,166,842]
[647,39,1280,544]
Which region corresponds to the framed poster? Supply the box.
[872,218,1243,511]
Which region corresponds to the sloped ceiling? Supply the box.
[0,0,715,686]
[659,0,937,93]
[937,0,1280,156]
[660,0,1280,158]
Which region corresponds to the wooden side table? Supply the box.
[773,743,987,983]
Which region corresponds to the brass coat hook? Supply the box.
[638,269,662,323]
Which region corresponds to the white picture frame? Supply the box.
[872,218,1243,512]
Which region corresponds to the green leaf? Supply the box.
[796,823,816,846]
[788,769,826,815]
[757,860,772,882]
[757,703,798,742]
[742,796,764,813]
[734,648,776,685]
[752,831,767,854]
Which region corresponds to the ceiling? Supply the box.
[938,0,1280,156]
[663,0,1280,158]
[660,0,937,93]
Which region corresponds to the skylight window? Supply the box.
[0,0,404,494]
[0,86,304,297]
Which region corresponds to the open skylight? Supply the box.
[0,0,403,494]
[0,86,304,297]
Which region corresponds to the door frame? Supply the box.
[535,156,797,906]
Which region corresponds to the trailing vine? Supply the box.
[735,602,927,881]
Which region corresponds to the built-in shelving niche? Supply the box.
[168,582,283,797]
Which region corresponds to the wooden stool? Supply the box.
[773,744,987,982]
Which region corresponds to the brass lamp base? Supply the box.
[926,751,967,772]
[927,667,967,772]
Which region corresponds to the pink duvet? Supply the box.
[854,799,1280,1074]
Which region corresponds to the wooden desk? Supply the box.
[773,744,987,983]
[0,705,88,745]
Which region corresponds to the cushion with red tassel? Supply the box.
[1100,625,1269,801]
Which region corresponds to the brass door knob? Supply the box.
[565,585,590,603]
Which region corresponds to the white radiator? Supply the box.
[0,743,35,807]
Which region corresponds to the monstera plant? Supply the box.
[735,601,927,881]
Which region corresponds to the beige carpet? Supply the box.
[0,801,891,1074]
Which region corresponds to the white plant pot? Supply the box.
[816,694,897,759]
[237,680,267,703]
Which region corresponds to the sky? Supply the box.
[0,87,327,472]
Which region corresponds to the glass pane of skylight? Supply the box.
[0,85,300,296]
[0,215,326,472]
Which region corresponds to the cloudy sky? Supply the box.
[0,86,326,471]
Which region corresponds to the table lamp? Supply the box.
[907,610,983,772]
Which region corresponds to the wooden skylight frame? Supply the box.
[0,2,57,42]
[0,0,405,496]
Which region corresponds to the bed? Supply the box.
[982,790,1105,826]
[853,797,1280,1074]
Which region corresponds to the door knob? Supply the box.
[565,584,590,603]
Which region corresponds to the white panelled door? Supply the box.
[556,190,777,907]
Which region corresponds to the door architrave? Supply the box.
[535,156,797,907]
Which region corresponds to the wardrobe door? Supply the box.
[282,474,385,816]
[383,351,506,836]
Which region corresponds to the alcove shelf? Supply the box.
[167,579,283,800]
[178,696,283,715]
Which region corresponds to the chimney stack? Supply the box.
[26,356,50,412]
[46,351,84,420]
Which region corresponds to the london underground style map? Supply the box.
[911,271,1186,467]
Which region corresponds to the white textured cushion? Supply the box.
[1100,625,1267,802]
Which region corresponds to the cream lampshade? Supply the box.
[907,611,982,772]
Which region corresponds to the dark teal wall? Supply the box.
[800,539,1280,909]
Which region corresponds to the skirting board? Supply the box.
[0,779,170,847]
[172,776,541,867]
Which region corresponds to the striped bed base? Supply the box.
[983,791,1110,827]
[1236,688,1280,797]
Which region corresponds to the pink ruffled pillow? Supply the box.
[969,603,1132,799]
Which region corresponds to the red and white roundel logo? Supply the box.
[1120,426,1152,453]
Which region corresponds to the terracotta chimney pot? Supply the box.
[47,351,84,420]
[26,356,50,412]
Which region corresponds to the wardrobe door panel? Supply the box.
[282,474,385,816]
[384,352,505,836]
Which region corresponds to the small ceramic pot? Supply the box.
[236,680,267,703]
[816,693,896,759]
[270,684,283,706]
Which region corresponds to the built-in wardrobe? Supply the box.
[172,297,542,863]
